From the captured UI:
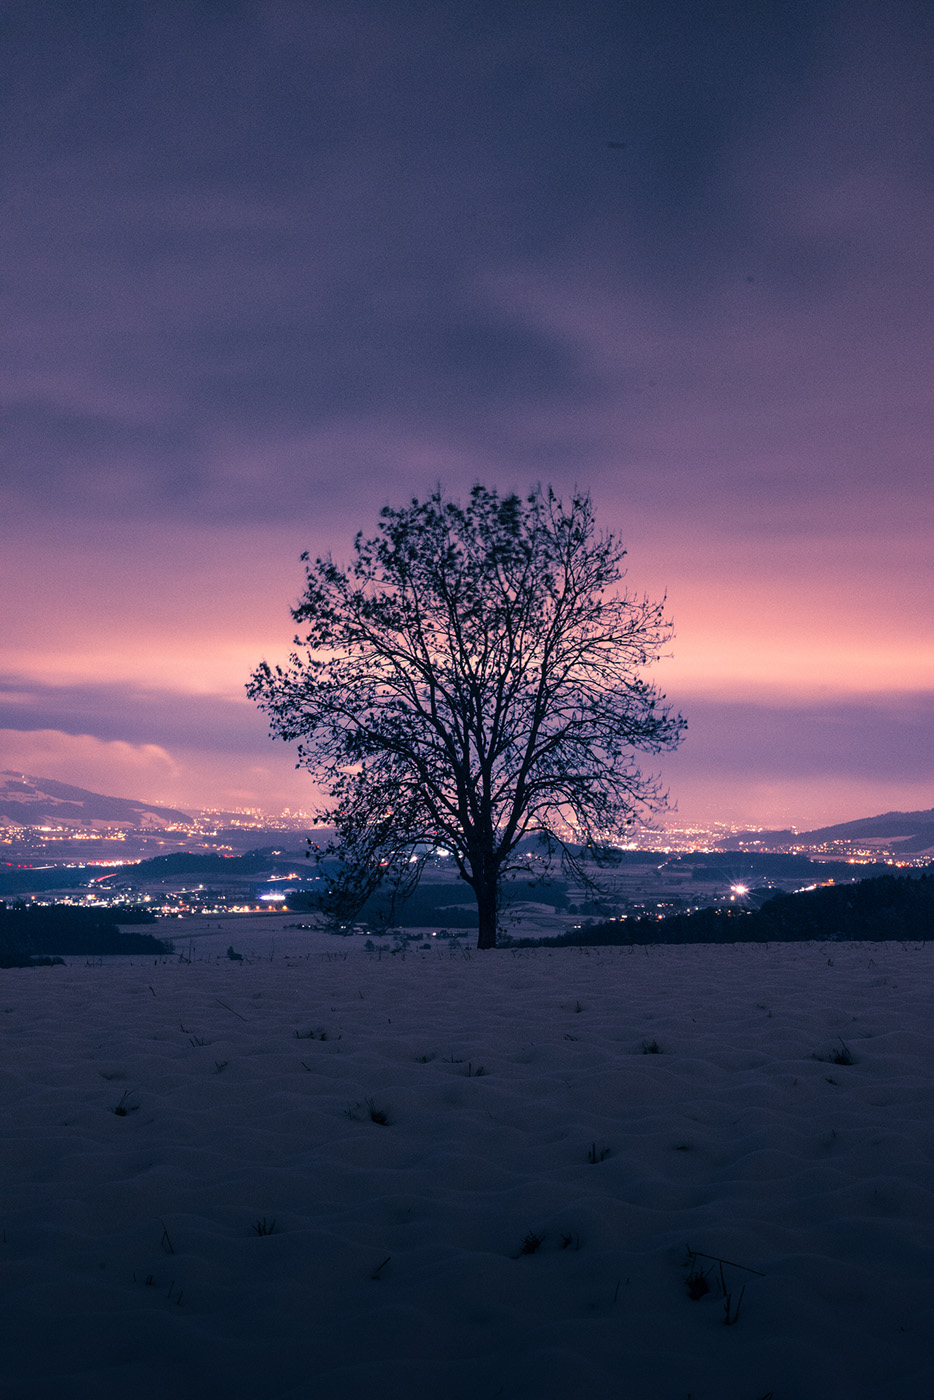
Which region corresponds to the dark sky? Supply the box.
[2,0,932,829]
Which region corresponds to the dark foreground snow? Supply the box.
[2,925,932,1399]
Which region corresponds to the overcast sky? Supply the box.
[2,0,931,830]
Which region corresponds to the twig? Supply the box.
[723,1283,746,1325]
[686,1247,765,1277]
[214,998,247,1021]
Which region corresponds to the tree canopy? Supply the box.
[248,484,686,947]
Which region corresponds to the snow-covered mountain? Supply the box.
[0,772,191,828]
[728,808,934,853]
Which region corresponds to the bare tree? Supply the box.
[248,485,686,948]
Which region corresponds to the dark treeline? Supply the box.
[360,884,480,928]
[287,881,482,927]
[0,902,172,966]
[506,873,934,947]
[0,848,307,897]
[288,874,572,928]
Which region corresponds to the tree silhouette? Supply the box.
[248,485,686,948]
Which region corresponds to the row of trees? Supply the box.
[509,873,934,946]
[0,903,171,966]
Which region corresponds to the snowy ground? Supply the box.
[2,919,933,1399]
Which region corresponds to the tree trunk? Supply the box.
[475,870,499,950]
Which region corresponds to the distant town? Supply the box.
[2,772,930,934]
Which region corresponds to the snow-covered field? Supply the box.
[2,918,933,1399]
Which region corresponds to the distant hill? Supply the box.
[723,808,934,853]
[797,809,934,849]
[0,772,191,828]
